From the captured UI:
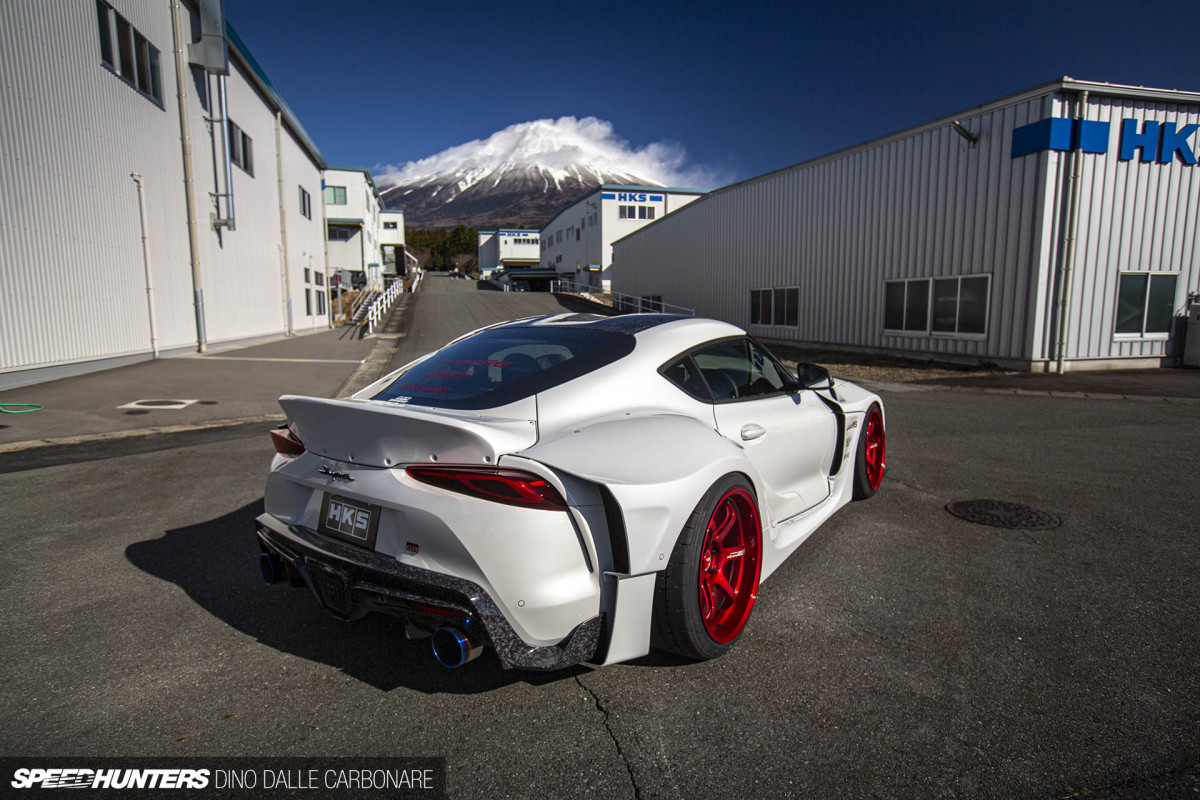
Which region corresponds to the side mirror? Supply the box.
[795,363,832,389]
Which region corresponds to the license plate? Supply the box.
[318,494,380,548]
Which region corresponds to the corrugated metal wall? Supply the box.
[0,0,193,372]
[614,95,1053,364]
[1039,93,1200,363]
[0,1,329,379]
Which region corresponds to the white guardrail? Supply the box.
[366,270,424,333]
[550,279,694,316]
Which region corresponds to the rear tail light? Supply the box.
[406,465,567,511]
[269,423,305,458]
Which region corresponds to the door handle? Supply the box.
[740,424,766,441]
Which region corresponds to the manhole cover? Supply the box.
[117,399,198,410]
[945,500,1060,529]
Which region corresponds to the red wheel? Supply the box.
[697,488,761,644]
[853,403,885,499]
[653,475,763,660]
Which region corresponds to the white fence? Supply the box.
[365,270,424,333]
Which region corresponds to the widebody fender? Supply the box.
[520,413,763,576]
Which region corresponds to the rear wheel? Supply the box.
[653,475,763,660]
[852,403,885,500]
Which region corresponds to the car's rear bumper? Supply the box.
[254,512,603,670]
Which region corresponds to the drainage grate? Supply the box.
[945,499,1060,530]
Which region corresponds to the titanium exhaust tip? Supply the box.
[259,552,283,585]
[431,627,483,668]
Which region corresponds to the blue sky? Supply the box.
[228,0,1200,188]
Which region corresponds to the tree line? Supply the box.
[407,225,477,271]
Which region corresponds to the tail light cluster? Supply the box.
[269,423,565,511]
[269,423,305,458]
[406,465,567,511]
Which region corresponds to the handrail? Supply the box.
[366,281,403,333]
[550,279,694,316]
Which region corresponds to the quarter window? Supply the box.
[660,356,712,402]
[1116,273,1178,336]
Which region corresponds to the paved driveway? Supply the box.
[1,385,1196,798]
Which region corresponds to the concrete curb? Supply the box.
[858,379,1200,404]
[0,414,287,454]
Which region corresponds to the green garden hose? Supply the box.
[0,403,43,413]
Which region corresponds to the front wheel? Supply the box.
[852,403,885,500]
[653,475,763,660]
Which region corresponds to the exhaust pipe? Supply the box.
[259,552,283,585]
[431,627,484,668]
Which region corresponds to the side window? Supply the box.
[745,342,789,395]
[693,339,788,401]
[660,356,712,402]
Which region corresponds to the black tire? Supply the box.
[852,402,885,500]
[652,474,763,660]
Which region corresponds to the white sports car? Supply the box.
[255,313,885,670]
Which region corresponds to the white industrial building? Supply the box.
[477,229,540,280]
[0,0,336,389]
[541,185,705,291]
[615,78,1200,371]
[379,209,415,278]
[324,166,384,290]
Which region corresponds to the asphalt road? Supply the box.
[2,377,1197,798]
[386,276,607,373]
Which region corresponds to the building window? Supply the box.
[316,289,326,315]
[305,288,312,316]
[299,187,311,219]
[96,1,163,105]
[884,279,930,333]
[750,287,799,325]
[303,268,311,283]
[641,295,664,311]
[931,276,989,335]
[638,206,656,220]
[619,205,637,219]
[229,121,253,175]
[328,227,353,241]
[325,186,347,205]
[315,272,324,286]
[556,230,562,243]
[1116,273,1178,336]
[383,221,398,230]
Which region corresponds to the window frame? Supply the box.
[662,335,798,406]
[95,0,164,107]
[888,278,931,335]
[749,287,799,327]
[325,185,347,205]
[299,186,312,219]
[1114,272,1179,340]
[929,275,991,339]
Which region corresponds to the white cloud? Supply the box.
[375,116,728,190]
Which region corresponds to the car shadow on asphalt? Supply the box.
[124,500,574,694]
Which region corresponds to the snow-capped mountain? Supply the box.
[376,117,682,229]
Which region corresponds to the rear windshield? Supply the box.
[372,327,635,410]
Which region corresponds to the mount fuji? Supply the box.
[375,117,704,229]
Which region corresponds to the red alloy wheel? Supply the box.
[864,406,885,490]
[697,488,762,644]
